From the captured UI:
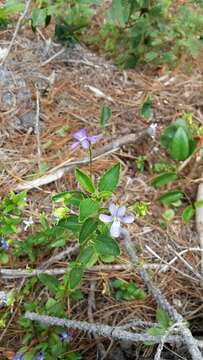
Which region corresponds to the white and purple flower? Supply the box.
[0,237,9,251]
[71,128,102,151]
[35,352,45,360]
[99,203,134,238]
[23,216,34,231]
[59,331,70,342]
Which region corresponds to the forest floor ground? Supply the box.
[0,21,203,360]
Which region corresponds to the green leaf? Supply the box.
[182,205,195,223]
[0,252,9,264]
[52,191,84,207]
[162,209,175,222]
[156,308,170,329]
[159,190,184,205]
[57,215,81,234]
[99,163,120,193]
[68,264,84,290]
[75,168,95,193]
[100,105,112,128]
[195,200,203,209]
[95,235,120,258]
[79,199,99,222]
[147,327,166,336]
[77,245,98,267]
[38,273,60,294]
[32,8,47,28]
[170,127,190,161]
[140,96,153,120]
[152,172,177,188]
[79,218,98,244]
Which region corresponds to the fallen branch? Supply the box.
[24,312,182,345]
[196,182,203,276]
[16,127,153,191]
[0,263,171,279]
[122,229,203,360]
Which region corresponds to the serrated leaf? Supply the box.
[79,218,98,243]
[99,163,120,193]
[57,215,81,234]
[79,199,99,222]
[182,205,195,223]
[77,245,98,267]
[75,168,95,193]
[100,105,112,128]
[170,127,190,161]
[38,273,60,294]
[152,172,177,188]
[159,190,184,205]
[68,264,84,290]
[95,234,120,258]
[156,308,170,329]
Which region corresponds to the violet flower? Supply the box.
[13,354,24,360]
[0,237,9,251]
[99,203,134,238]
[71,128,102,151]
[35,352,45,360]
[23,216,34,231]
[59,331,70,342]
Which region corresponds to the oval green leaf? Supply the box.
[159,190,184,205]
[75,168,95,193]
[170,127,189,161]
[152,172,177,188]
[79,199,99,222]
[79,218,98,244]
[95,235,120,258]
[182,205,195,223]
[99,163,120,193]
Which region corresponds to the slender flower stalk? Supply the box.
[99,203,134,238]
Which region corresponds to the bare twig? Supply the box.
[24,312,182,345]
[40,48,66,67]
[196,182,203,276]
[0,263,172,279]
[35,87,41,170]
[16,127,153,191]
[122,229,203,360]
[0,0,33,65]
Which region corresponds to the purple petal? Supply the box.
[122,214,134,224]
[73,128,87,141]
[110,220,121,238]
[88,134,102,144]
[71,141,79,151]
[116,206,126,218]
[81,139,90,149]
[109,203,117,216]
[99,214,113,223]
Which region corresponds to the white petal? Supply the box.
[110,220,121,238]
